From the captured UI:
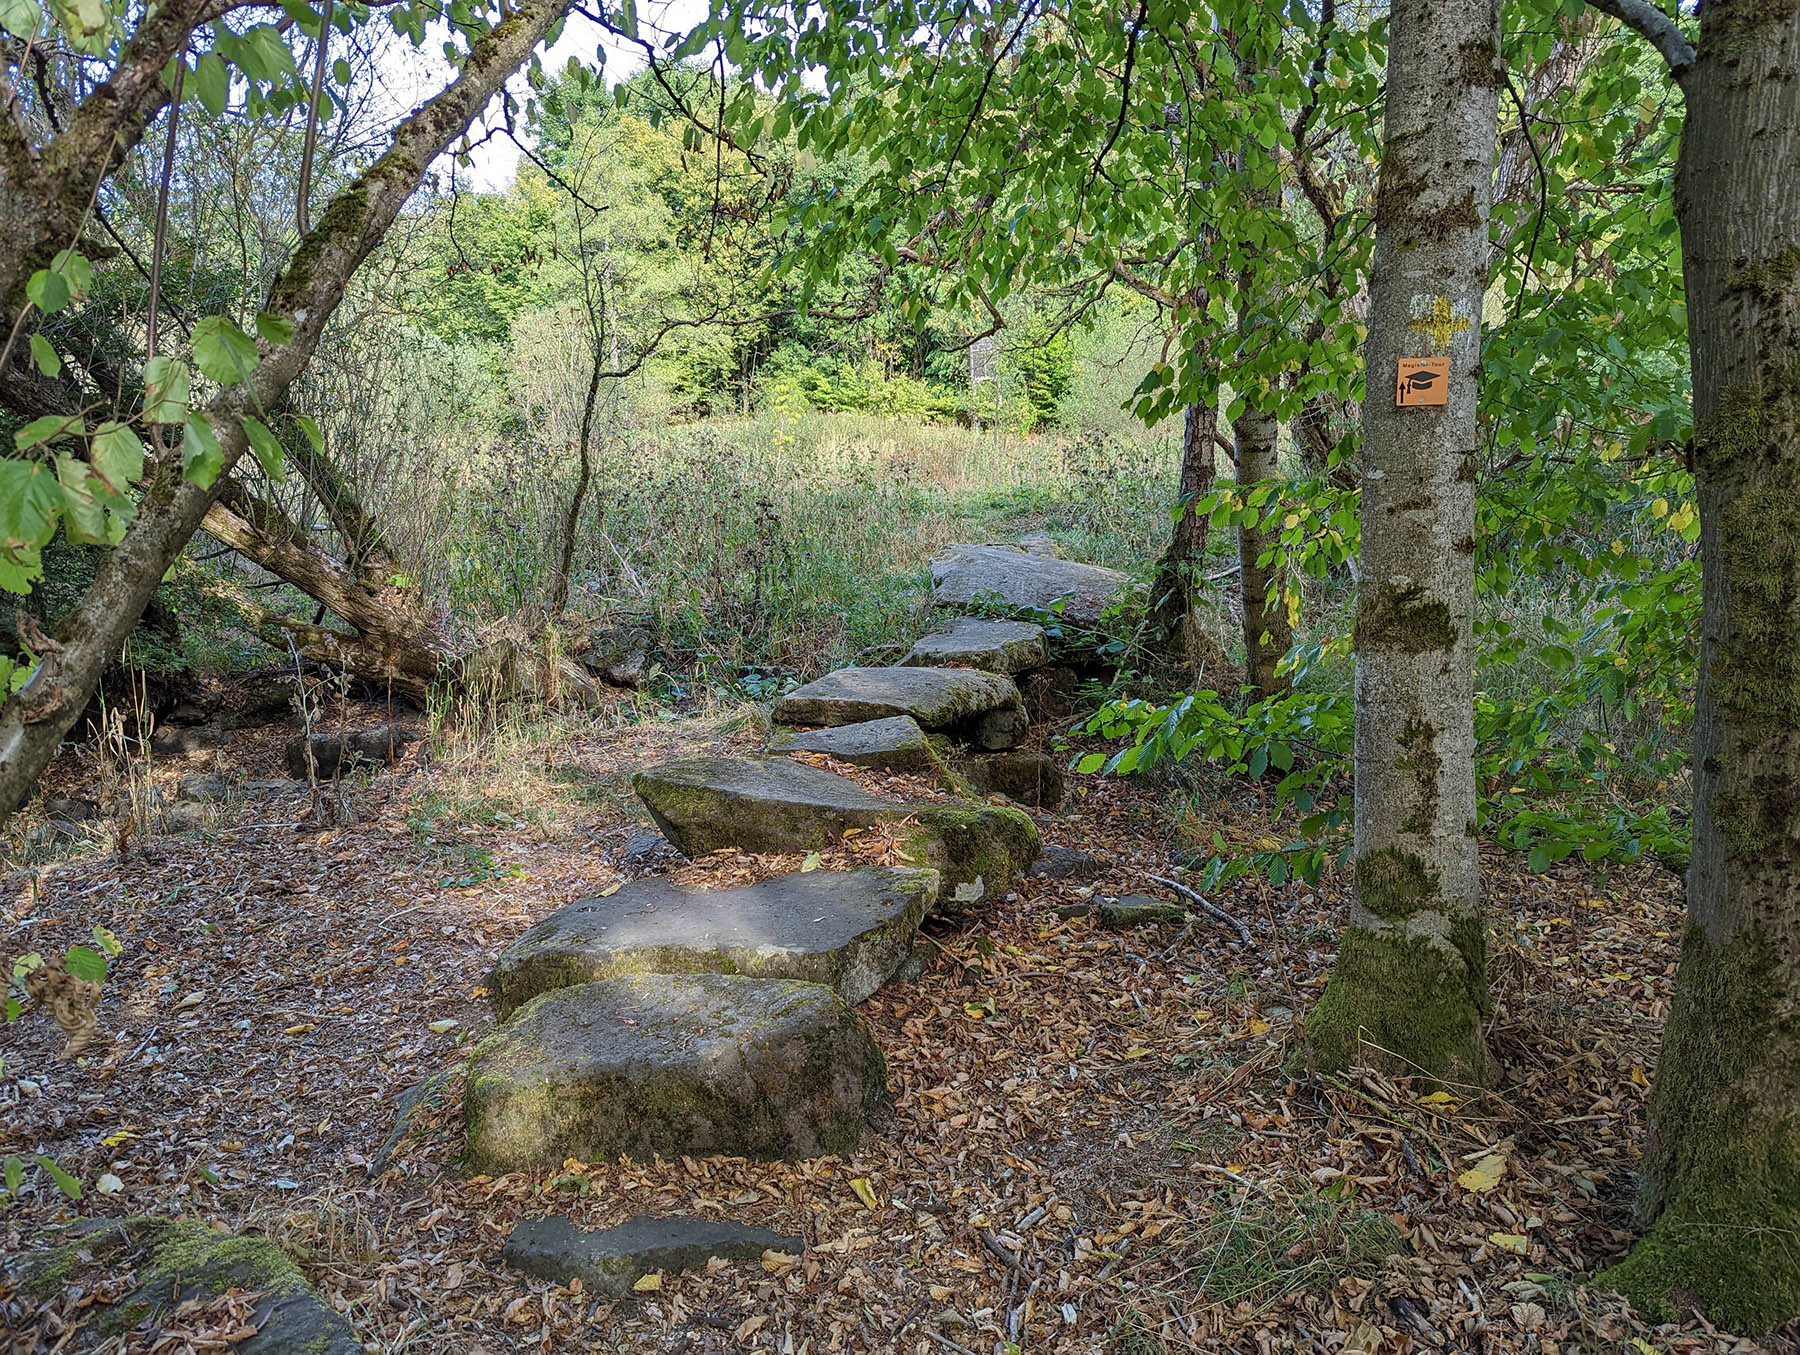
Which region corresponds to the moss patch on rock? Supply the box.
[901,801,1042,911]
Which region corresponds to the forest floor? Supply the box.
[0,683,1783,1355]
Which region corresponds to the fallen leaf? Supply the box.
[1457,1153,1507,1193]
[428,1019,458,1034]
[632,1272,662,1292]
[850,1176,880,1210]
[735,1314,768,1341]
[1490,1232,1529,1254]
[800,852,822,872]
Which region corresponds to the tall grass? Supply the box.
[392,412,1193,680]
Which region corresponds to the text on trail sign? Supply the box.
[1396,356,1450,407]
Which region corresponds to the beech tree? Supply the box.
[0,0,579,822]
[1577,0,1800,1331]
[1302,0,1501,1083]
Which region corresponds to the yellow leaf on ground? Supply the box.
[1247,1019,1270,1037]
[1417,1091,1457,1106]
[761,1249,800,1272]
[850,1176,880,1210]
[632,1272,662,1292]
[597,881,621,897]
[284,1023,314,1036]
[1490,1232,1528,1254]
[1123,1046,1153,1059]
[1457,1152,1507,1193]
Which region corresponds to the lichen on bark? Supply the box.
[1353,581,1456,653]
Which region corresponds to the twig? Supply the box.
[1147,873,1252,947]
[1188,1163,1274,1197]
[927,1333,980,1355]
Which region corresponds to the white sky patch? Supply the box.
[374,0,711,193]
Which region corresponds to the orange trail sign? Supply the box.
[1396,356,1450,407]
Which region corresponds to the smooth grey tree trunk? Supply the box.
[1593,0,1800,1333]
[1303,0,1500,1084]
[0,0,576,826]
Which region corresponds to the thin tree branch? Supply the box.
[1584,0,1695,80]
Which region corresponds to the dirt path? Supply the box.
[0,702,1769,1354]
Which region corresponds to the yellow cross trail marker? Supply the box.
[1408,295,1471,351]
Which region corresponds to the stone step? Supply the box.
[464,975,887,1170]
[901,618,1047,673]
[631,755,1041,908]
[772,667,1027,750]
[931,543,1130,627]
[633,755,901,856]
[485,866,938,1016]
[769,715,944,774]
[963,750,1066,809]
[501,1215,802,1298]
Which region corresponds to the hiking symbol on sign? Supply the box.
[1396,356,1450,407]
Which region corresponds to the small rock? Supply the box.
[42,796,99,821]
[963,751,1066,807]
[901,618,1048,674]
[162,802,208,833]
[150,725,229,755]
[583,625,651,688]
[286,724,418,780]
[33,818,85,846]
[1099,895,1187,928]
[501,1215,802,1299]
[1049,902,1095,919]
[620,830,679,871]
[176,774,228,803]
[772,667,1027,745]
[1028,846,1105,882]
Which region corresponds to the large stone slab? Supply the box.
[963,750,1067,808]
[485,867,938,1015]
[769,715,942,774]
[901,802,1042,911]
[9,1219,361,1354]
[772,667,1027,750]
[464,975,887,1169]
[902,618,1048,674]
[501,1214,800,1297]
[931,544,1131,627]
[632,755,900,856]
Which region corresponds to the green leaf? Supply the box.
[294,414,324,454]
[92,925,122,956]
[3,1155,22,1195]
[34,1154,81,1200]
[143,356,191,423]
[28,334,60,378]
[91,422,146,489]
[193,51,229,116]
[1075,752,1106,775]
[14,414,79,450]
[0,460,61,592]
[241,416,285,478]
[182,413,224,487]
[253,310,294,345]
[56,455,107,545]
[192,315,258,386]
[25,269,68,314]
[63,944,106,984]
[52,249,92,299]
[0,0,41,39]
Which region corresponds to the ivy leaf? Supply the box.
[240,415,285,478]
[182,413,224,487]
[192,315,258,387]
[63,944,107,984]
[28,334,60,378]
[91,422,146,490]
[143,356,191,423]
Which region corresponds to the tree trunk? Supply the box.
[1302,0,1500,1084]
[1149,393,1227,678]
[1233,397,1290,698]
[201,494,454,701]
[1596,1,1800,1332]
[0,0,577,826]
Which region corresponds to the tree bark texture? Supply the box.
[1597,0,1800,1332]
[1304,0,1500,1085]
[1149,393,1228,678]
[0,0,577,825]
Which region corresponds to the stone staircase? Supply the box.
[466,547,1121,1181]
